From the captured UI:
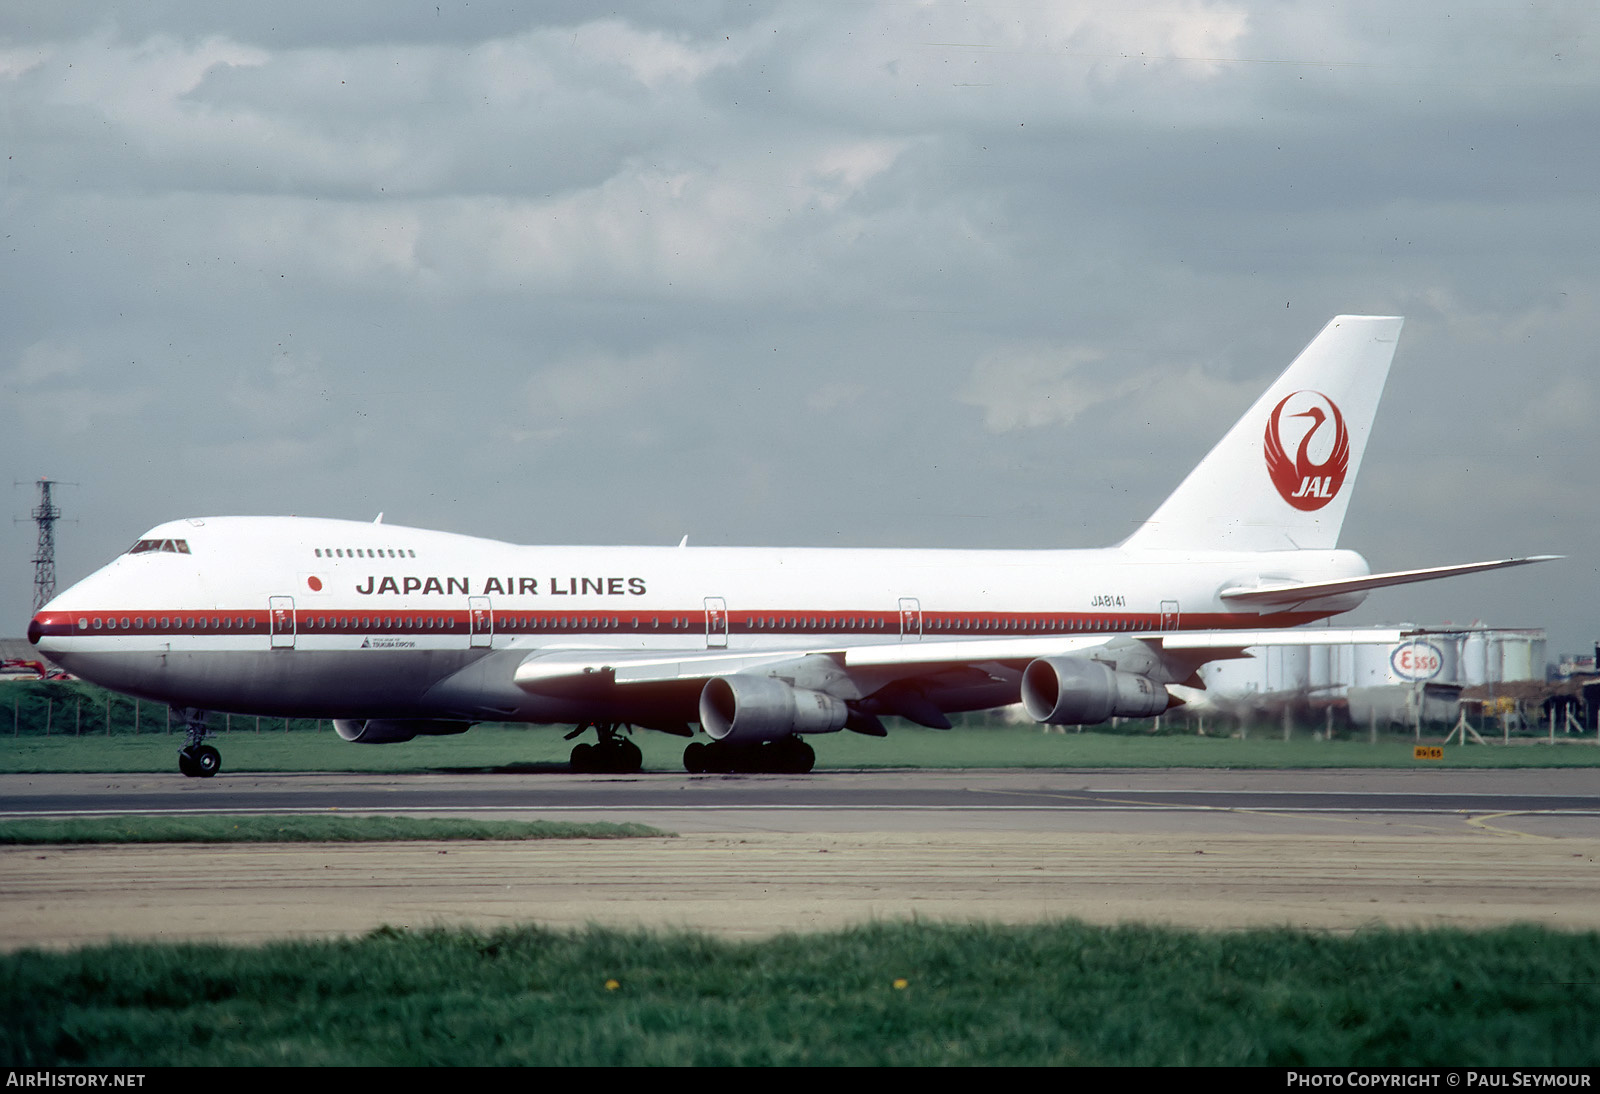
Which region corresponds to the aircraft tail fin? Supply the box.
[1122,315,1403,552]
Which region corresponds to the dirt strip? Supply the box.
[6,829,1599,949]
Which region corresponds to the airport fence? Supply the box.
[0,679,328,737]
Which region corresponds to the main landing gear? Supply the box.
[176,708,221,778]
[682,736,815,775]
[566,723,643,774]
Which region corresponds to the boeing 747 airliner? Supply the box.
[27,316,1554,775]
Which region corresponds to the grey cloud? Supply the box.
[2,3,1595,657]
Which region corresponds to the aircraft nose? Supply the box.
[28,593,73,650]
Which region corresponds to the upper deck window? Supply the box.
[128,538,191,555]
[322,546,417,558]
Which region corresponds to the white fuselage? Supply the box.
[30,515,1369,723]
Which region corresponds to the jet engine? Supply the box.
[698,675,849,744]
[1020,656,1173,726]
[333,718,472,744]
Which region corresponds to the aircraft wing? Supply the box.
[514,633,1168,690]
[1218,555,1560,610]
[512,626,1417,692]
[506,626,1426,736]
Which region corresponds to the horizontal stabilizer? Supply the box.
[1219,555,1561,609]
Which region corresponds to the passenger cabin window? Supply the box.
[127,538,191,555]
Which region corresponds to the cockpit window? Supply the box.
[128,538,191,555]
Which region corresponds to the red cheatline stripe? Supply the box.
[29,607,1329,639]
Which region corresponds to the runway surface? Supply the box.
[4,768,1598,948]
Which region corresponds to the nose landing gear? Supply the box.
[176,709,220,778]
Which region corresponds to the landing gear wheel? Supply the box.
[703,741,738,774]
[193,745,221,777]
[570,742,596,773]
[613,738,643,774]
[772,737,815,774]
[683,741,708,773]
[178,744,220,778]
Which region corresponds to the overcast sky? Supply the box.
[4,2,1596,658]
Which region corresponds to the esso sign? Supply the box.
[1391,640,1444,681]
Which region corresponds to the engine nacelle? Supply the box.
[699,675,849,743]
[333,718,472,744]
[1020,656,1172,726]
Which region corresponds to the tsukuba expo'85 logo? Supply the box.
[1264,390,1350,511]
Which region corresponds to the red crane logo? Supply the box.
[1264,390,1349,511]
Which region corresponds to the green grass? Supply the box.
[0,814,667,844]
[2,721,1598,774]
[3,921,1596,1066]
